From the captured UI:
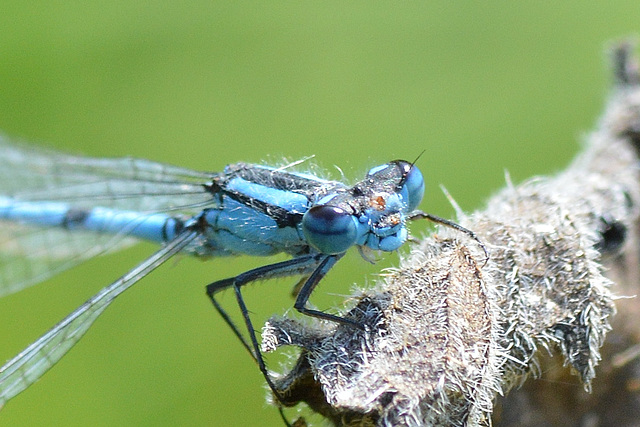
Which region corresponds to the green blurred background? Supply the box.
[0,2,637,426]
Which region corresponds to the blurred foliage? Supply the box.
[0,2,638,426]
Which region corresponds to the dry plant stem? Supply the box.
[262,42,640,427]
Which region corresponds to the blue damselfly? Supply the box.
[0,136,484,415]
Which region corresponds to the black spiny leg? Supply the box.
[408,211,489,265]
[205,254,323,405]
[293,253,364,330]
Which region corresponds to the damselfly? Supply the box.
[0,136,485,412]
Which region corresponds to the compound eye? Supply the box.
[396,161,425,211]
[403,164,425,211]
[302,205,358,254]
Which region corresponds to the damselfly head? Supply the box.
[366,160,425,212]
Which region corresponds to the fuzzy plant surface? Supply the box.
[263,42,640,427]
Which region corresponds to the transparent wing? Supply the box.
[0,224,138,297]
[0,136,216,295]
[1,136,213,211]
[0,230,199,408]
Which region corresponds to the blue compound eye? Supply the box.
[394,160,425,211]
[302,205,358,254]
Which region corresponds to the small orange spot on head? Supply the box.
[369,195,386,210]
[388,213,401,225]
